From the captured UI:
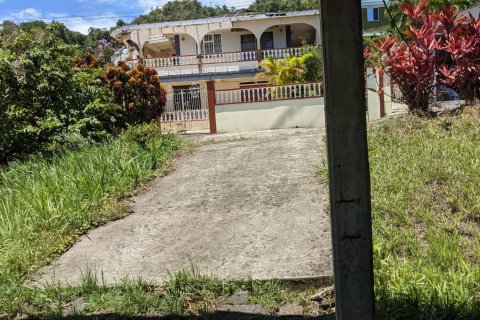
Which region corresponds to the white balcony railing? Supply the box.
[216,82,324,105]
[125,47,311,76]
[201,51,258,64]
[261,47,307,59]
[125,59,139,68]
[144,55,198,68]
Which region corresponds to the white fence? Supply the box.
[215,82,324,105]
[160,109,209,122]
[125,59,139,68]
[136,47,309,76]
[202,51,258,64]
[160,87,210,132]
[165,87,208,112]
[261,47,306,59]
[144,55,198,68]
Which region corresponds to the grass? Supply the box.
[363,107,480,319]
[0,129,183,317]
[8,266,316,318]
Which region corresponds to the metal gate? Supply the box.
[159,86,210,133]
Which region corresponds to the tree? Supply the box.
[259,52,315,85]
[388,0,480,31]
[104,62,166,124]
[0,25,122,161]
[248,0,318,12]
[132,0,233,24]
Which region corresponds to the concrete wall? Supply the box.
[178,35,197,55]
[366,67,395,120]
[215,98,325,133]
[362,7,389,33]
[366,69,381,121]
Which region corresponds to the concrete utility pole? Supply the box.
[319,0,375,319]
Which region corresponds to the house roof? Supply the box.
[117,10,319,32]
[362,0,390,8]
[114,0,390,35]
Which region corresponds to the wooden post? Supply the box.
[207,80,217,134]
[320,0,375,319]
[378,70,386,118]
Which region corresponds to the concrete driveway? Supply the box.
[34,129,332,285]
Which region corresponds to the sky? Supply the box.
[0,0,254,34]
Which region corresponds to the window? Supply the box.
[241,34,257,51]
[367,8,379,22]
[202,34,222,54]
[260,32,274,49]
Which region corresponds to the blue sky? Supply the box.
[0,0,254,34]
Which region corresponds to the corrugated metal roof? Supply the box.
[362,0,390,7]
[116,1,390,33]
[119,10,319,32]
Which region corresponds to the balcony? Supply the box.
[124,47,307,77]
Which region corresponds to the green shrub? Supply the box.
[0,25,168,163]
[0,24,123,162]
[121,122,164,148]
[302,43,323,82]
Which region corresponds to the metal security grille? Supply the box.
[241,34,258,51]
[170,86,205,111]
[202,34,222,54]
[161,86,209,133]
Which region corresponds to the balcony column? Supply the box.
[256,35,263,63]
[135,30,145,65]
[196,40,203,73]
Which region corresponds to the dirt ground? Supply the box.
[34,128,332,286]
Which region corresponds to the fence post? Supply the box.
[320,0,375,318]
[207,80,217,134]
[378,69,386,118]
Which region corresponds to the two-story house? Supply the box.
[111,2,389,118]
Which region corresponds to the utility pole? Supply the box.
[319,0,375,319]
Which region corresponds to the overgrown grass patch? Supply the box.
[0,128,183,317]
[8,267,311,318]
[368,107,480,319]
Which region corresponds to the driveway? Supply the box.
[34,129,332,285]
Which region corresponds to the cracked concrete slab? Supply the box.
[33,129,332,286]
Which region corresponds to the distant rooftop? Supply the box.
[118,10,319,32]
[115,0,391,34]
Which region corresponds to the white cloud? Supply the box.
[137,0,168,12]
[2,8,42,21]
[63,16,118,34]
[0,8,118,34]
[76,0,118,3]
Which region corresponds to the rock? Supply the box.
[61,297,85,317]
[310,285,334,302]
[216,304,269,315]
[228,290,250,305]
[277,302,304,316]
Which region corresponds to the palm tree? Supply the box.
[258,53,313,85]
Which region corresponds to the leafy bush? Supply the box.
[0,25,120,162]
[0,25,167,162]
[366,0,480,111]
[259,51,320,85]
[437,5,480,102]
[104,62,166,125]
[365,0,438,112]
[121,122,164,148]
[302,44,323,82]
